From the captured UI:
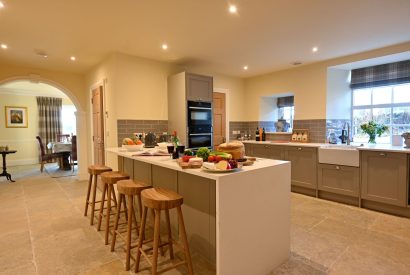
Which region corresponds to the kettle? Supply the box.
[401,132,410,148]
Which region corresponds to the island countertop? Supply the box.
[106,147,289,180]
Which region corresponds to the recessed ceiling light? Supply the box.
[37,52,48,58]
[312,47,318,52]
[0,2,5,8]
[243,65,248,70]
[1,44,7,49]
[70,56,76,61]
[162,44,168,50]
[228,4,237,14]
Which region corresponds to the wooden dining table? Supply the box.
[47,142,72,170]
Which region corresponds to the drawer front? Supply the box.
[251,144,284,160]
[318,164,359,197]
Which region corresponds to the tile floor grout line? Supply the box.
[326,245,350,272]
[21,181,39,275]
[308,216,329,232]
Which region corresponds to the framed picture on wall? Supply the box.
[5,106,28,128]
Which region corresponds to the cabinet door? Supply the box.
[244,143,253,156]
[361,151,407,207]
[186,73,213,102]
[318,164,359,197]
[285,146,317,189]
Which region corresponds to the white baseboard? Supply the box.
[0,158,38,168]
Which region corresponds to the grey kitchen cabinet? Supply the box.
[361,151,408,207]
[186,73,213,102]
[251,143,285,160]
[284,146,317,189]
[318,164,359,197]
[244,143,253,156]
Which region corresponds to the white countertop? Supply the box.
[106,147,289,180]
[243,140,410,153]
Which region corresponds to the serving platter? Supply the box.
[201,167,242,173]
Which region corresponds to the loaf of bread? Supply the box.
[217,141,245,160]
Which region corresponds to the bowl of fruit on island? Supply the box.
[122,137,144,151]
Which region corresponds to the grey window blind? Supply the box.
[277,96,294,108]
[350,59,410,89]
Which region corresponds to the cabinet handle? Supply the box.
[336,166,340,170]
[297,147,302,151]
[379,153,386,157]
[264,145,269,148]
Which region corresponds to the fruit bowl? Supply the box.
[122,144,144,151]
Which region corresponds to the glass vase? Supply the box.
[368,133,376,144]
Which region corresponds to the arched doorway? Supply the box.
[0,76,87,180]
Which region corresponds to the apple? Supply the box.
[215,155,222,162]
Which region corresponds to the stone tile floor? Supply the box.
[1,165,410,274]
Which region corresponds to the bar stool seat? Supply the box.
[111,179,152,271]
[97,171,129,245]
[135,187,194,275]
[84,165,112,225]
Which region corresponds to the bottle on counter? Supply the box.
[255,127,260,141]
[262,128,266,141]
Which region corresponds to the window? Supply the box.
[61,105,77,135]
[352,83,410,143]
[278,106,294,129]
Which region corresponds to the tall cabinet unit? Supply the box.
[168,72,213,147]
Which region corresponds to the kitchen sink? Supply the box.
[318,144,360,167]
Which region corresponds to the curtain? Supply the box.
[277,96,294,108]
[37,97,62,146]
[350,59,410,89]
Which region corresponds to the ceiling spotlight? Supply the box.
[228,4,237,14]
[0,2,4,8]
[70,56,76,61]
[312,47,318,52]
[162,44,168,50]
[37,52,48,58]
[1,44,8,49]
[243,65,248,70]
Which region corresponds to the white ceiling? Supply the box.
[0,80,68,98]
[0,0,410,77]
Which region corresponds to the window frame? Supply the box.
[351,84,410,144]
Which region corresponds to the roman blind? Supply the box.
[350,59,410,89]
[277,96,294,108]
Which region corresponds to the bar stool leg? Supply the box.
[177,206,194,275]
[125,194,134,270]
[84,174,93,216]
[165,209,174,259]
[97,183,107,231]
[135,206,148,273]
[110,193,123,252]
[90,174,99,225]
[152,209,161,275]
[105,184,113,245]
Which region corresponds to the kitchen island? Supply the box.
[106,147,291,275]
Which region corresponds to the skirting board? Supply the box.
[0,158,38,168]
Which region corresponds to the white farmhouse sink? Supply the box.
[318,144,360,167]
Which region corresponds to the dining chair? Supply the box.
[36,136,62,172]
[71,135,78,171]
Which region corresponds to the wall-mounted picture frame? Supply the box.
[5,106,28,128]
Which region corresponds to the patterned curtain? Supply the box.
[36,97,62,147]
[350,60,410,89]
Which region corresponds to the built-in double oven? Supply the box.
[187,101,212,149]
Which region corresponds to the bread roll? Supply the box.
[217,141,245,160]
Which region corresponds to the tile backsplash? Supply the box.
[292,119,326,143]
[117,120,168,146]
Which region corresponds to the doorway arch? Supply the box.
[0,75,88,180]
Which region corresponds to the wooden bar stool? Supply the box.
[85,165,112,225]
[97,171,129,245]
[135,187,194,275]
[111,179,151,270]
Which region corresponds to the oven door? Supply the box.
[188,107,212,126]
[188,133,212,149]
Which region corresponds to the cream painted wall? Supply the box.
[244,41,410,121]
[0,93,75,167]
